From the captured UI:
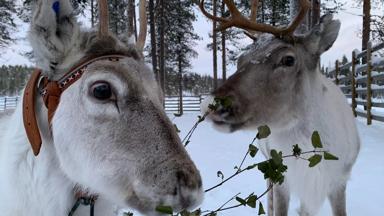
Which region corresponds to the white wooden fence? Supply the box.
[325,41,384,125]
[0,97,20,111]
[0,95,207,113]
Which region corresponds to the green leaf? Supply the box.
[308,154,322,167]
[155,205,173,214]
[246,164,257,170]
[311,131,323,148]
[236,197,247,206]
[208,103,218,111]
[292,144,302,157]
[217,171,224,180]
[324,152,339,160]
[258,202,266,215]
[249,144,259,158]
[247,195,257,208]
[217,97,232,108]
[180,209,201,216]
[211,97,233,111]
[197,115,205,123]
[257,125,271,139]
[270,150,283,166]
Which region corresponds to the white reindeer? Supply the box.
[199,0,360,215]
[0,0,203,215]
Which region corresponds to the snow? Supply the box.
[159,114,384,215]
[353,49,361,56]
[372,57,384,66]
[186,115,383,215]
[0,111,383,215]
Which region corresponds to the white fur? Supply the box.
[201,15,360,215]
[259,72,360,215]
[0,1,203,215]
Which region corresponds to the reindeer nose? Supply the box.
[175,169,203,209]
[215,105,232,117]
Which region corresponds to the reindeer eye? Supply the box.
[91,82,113,100]
[281,56,295,67]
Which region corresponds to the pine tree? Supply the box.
[148,0,200,96]
[107,0,128,36]
[0,0,16,48]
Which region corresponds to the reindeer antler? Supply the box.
[136,0,148,51]
[98,0,109,37]
[199,0,310,37]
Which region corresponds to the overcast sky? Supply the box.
[0,0,382,78]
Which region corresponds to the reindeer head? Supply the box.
[200,0,340,132]
[26,0,202,214]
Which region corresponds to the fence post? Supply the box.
[351,51,357,117]
[366,42,372,125]
[179,95,183,116]
[335,60,339,85]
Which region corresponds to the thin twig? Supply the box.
[204,150,327,193]
[203,184,273,216]
[183,112,210,147]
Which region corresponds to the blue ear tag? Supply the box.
[52,1,60,15]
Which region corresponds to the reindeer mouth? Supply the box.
[212,119,247,133]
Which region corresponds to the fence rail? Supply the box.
[0,97,20,111]
[326,41,384,125]
[0,95,207,114]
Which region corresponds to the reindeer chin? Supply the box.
[212,120,245,133]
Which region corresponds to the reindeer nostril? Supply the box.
[173,187,178,195]
[176,171,187,185]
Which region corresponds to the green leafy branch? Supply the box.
[182,96,231,147]
[155,98,339,216]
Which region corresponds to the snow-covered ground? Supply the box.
[171,114,384,216]
[0,111,383,215]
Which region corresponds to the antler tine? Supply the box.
[283,0,311,35]
[199,0,311,38]
[136,0,148,52]
[199,0,229,23]
[249,0,259,22]
[98,0,109,37]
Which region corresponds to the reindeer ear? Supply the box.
[303,14,341,55]
[29,0,80,73]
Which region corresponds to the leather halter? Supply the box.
[23,55,128,156]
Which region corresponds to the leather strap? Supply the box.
[42,81,62,124]
[23,69,43,156]
[23,55,128,156]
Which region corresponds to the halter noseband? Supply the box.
[23,54,128,156]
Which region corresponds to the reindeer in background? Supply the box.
[200,0,360,215]
[0,0,203,215]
